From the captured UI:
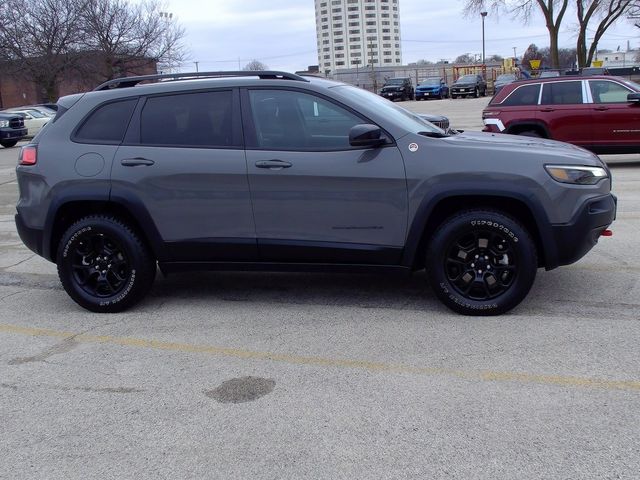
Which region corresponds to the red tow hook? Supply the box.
[601,229,613,237]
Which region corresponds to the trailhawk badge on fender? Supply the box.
[408,143,419,152]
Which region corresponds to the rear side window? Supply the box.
[541,81,583,105]
[75,99,137,144]
[501,84,540,106]
[140,91,234,147]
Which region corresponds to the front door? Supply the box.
[243,88,408,265]
[588,79,640,151]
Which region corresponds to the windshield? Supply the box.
[621,79,640,91]
[456,75,477,83]
[385,78,405,85]
[420,78,440,86]
[496,74,516,81]
[25,110,46,118]
[333,85,444,134]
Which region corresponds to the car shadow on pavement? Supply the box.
[148,270,445,312]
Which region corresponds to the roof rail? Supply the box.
[93,70,309,91]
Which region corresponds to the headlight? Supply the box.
[545,165,608,185]
[0,120,8,128]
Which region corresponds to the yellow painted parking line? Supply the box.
[2,323,640,392]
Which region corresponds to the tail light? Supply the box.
[19,145,37,166]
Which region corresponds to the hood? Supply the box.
[381,85,403,91]
[437,131,603,166]
[452,82,475,87]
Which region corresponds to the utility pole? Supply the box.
[481,11,487,65]
[194,61,199,73]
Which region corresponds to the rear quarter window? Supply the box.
[74,99,137,144]
[500,84,541,106]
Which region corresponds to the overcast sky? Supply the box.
[165,0,640,72]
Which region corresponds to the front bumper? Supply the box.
[0,128,28,140]
[15,213,44,256]
[416,90,440,98]
[549,193,616,268]
[380,91,404,100]
[451,86,476,95]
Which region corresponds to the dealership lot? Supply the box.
[1,99,639,478]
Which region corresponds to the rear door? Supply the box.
[539,80,593,145]
[111,88,257,262]
[243,88,408,265]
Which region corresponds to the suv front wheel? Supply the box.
[426,210,537,315]
[56,215,156,312]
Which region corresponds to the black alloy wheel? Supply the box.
[57,216,156,312]
[426,210,537,315]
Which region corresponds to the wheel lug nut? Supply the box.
[471,263,475,268]
[478,270,482,274]
[475,255,479,259]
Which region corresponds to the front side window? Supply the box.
[501,84,541,106]
[249,90,364,151]
[541,81,583,105]
[589,80,632,104]
[140,91,234,147]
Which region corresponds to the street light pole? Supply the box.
[481,11,488,65]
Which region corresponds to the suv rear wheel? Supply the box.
[56,215,156,312]
[426,210,537,316]
[0,140,18,148]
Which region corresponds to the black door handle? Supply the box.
[255,159,292,169]
[121,157,155,167]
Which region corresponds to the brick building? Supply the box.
[0,53,157,109]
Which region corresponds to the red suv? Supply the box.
[482,75,640,154]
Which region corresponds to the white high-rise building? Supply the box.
[314,0,402,74]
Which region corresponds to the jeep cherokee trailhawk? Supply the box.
[15,71,616,315]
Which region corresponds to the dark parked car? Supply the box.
[415,77,449,100]
[379,77,414,101]
[451,74,487,98]
[493,73,517,95]
[483,75,640,154]
[0,112,28,148]
[15,71,615,316]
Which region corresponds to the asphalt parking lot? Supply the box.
[1,99,639,479]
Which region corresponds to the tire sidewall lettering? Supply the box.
[63,226,92,258]
[470,220,519,243]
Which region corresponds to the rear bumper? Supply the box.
[15,213,44,256]
[549,193,616,268]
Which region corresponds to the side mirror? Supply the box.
[627,92,640,103]
[349,124,385,148]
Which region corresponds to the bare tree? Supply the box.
[454,53,475,64]
[243,60,269,71]
[464,0,570,69]
[79,0,187,80]
[0,0,85,101]
[575,1,633,68]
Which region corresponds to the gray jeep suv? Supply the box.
[15,71,616,315]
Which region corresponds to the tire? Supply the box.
[56,215,156,313]
[518,130,543,138]
[451,94,457,99]
[0,140,18,148]
[474,88,479,98]
[425,210,538,316]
